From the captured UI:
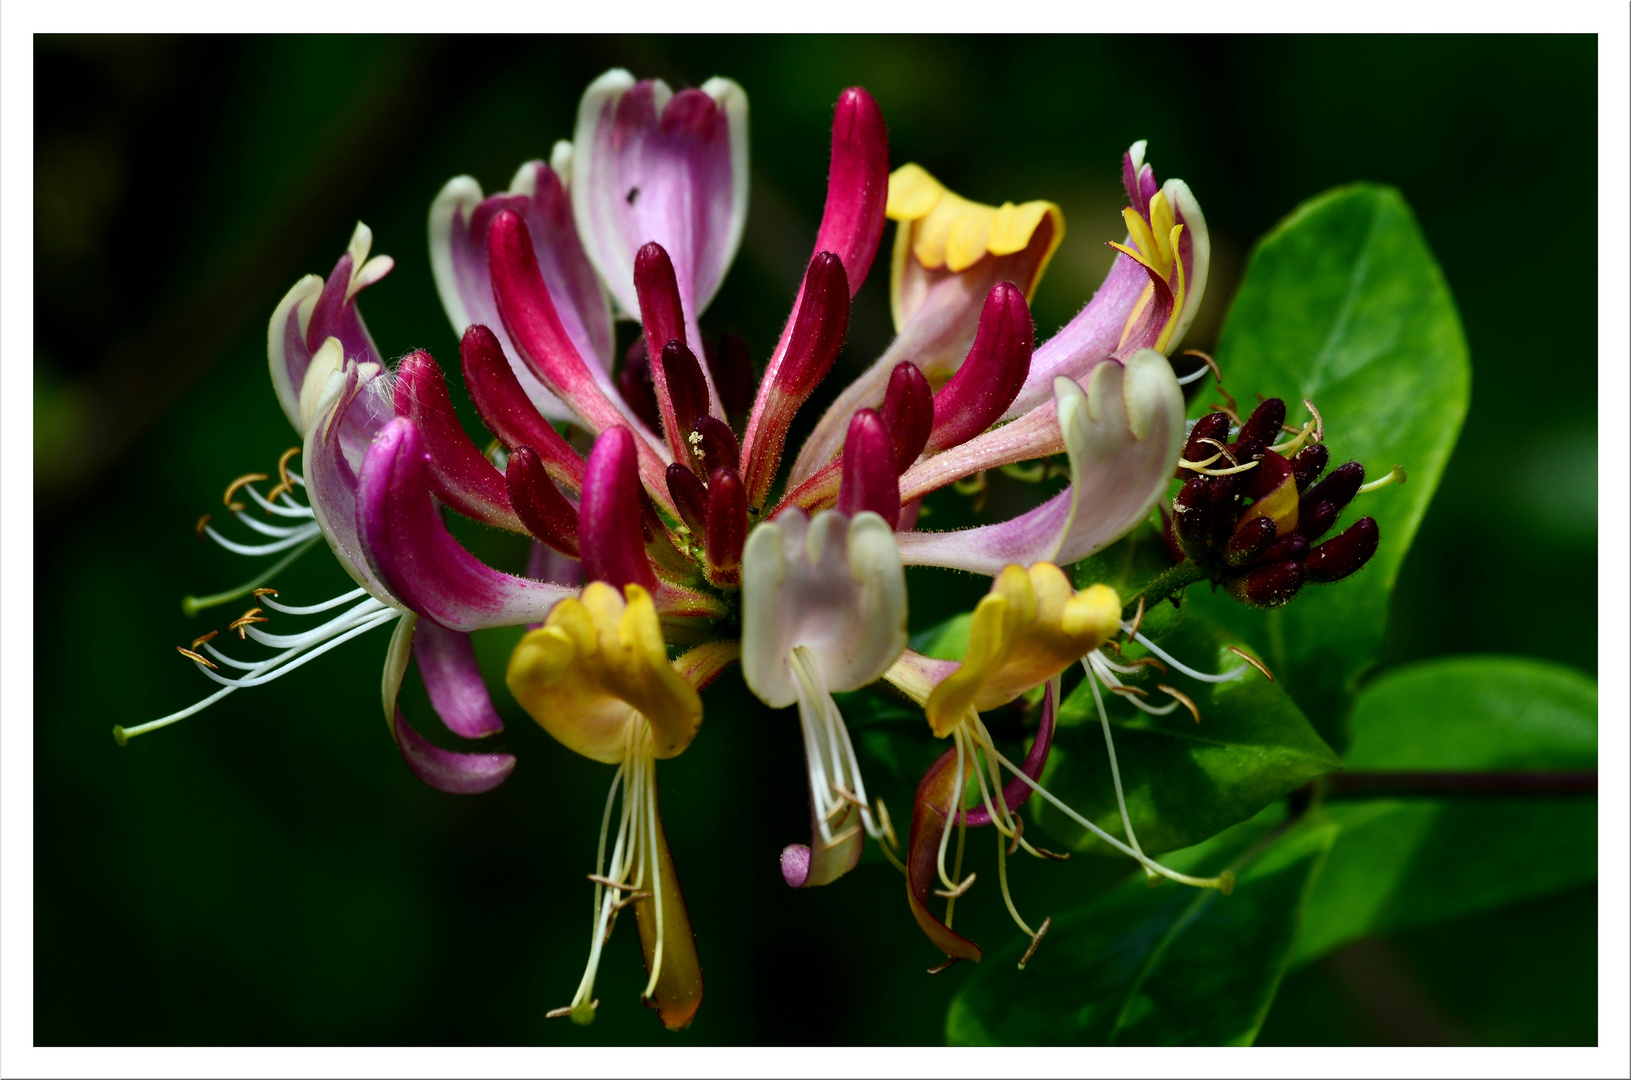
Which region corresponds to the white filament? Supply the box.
[1121,624,1248,683]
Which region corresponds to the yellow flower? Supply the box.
[924,563,1119,737]
[507,581,702,763]
[505,580,716,1031]
[885,163,1064,337]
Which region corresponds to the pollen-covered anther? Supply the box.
[1226,645,1274,681]
[1157,683,1202,723]
[222,472,270,513]
[1017,915,1052,970]
[1124,595,1147,643]
[227,606,271,639]
[195,514,211,540]
[875,799,899,850]
[251,588,279,599]
[175,646,218,670]
[1005,814,1025,857]
[190,630,218,650]
[266,447,302,501]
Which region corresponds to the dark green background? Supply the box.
[34,35,1597,1044]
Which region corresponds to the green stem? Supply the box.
[1130,561,1206,615]
[1321,770,1597,800]
[181,535,321,617]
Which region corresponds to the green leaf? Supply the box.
[947,819,1338,1045]
[1035,615,1339,855]
[1184,184,1471,750]
[1291,655,1597,966]
[910,612,972,661]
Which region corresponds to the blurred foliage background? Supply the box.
[34,34,1596,1045]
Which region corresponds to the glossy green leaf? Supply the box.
[1035,615,1339,855]
[910,611,972,661]
[1290,655,1597,965]
[947,820,1337,1045]
[1184,184,1471,750]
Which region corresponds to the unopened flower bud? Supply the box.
[1305,516,1379,583]
[1233,398,1287,461]
[878,361,934,471]
[691,415,740,477]
[666,462,709,537]
[660,339,711,451]
[705,467,748,580]
[506,445,580,558]
[1182,411,1233,468]
[1224,515,1278,567]
[1227,559,1304,608]
[617,340,661,434]
[1290,443,1330,492]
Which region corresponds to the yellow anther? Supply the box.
[1125,595,1147,643]
[1158,683,1201,724]
[223,472,270,512]
[1018,915,1052,970]
[875,799,898,851]
[228,607,269,639]
[190,630,218,650]
[1110,685,1149,700]
[251,587,278,598]
[823,824,862,850]
[1226,645,1274,682]
[266,448,301,502]
[195,514,211,540]
[175,646,218,670]
[276,447,300,486]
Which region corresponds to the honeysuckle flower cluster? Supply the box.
[124,68,1389,1030]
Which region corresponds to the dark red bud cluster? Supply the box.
[1165,399,1379,608]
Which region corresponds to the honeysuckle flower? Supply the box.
[1005,139,1209,419]
[121,226,530,795]
[430,153,614,424]
[1164,395,1396,606]
[788,162,1062,482]
[884,562,1244,967]
[891,358,1185,575]
[128,64,1293,1025]
[506,581,735,1030]
[740,508,907,888]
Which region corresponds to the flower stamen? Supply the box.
[1225,645,1275,681]
[175,647,217,670]
[1157,683,1202,724]
[222,472,271,513]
